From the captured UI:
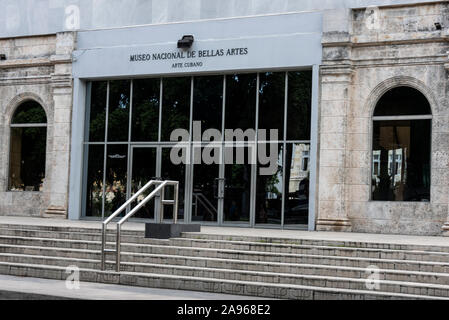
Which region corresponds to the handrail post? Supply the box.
[116,224,121,272]
[101,223,106,270]
[173,182,179,224]
[159,185,165,223]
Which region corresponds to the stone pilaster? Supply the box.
[441,60,449,236]
[44,32,75,218]
[316,64,353,232]
[316,28,354,232]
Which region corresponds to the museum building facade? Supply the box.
[0,1,449,236]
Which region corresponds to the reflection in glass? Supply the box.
[160,148,185,221]
[107,80,130,142]
[9,127,47,191]
[225,74,257,133]
[193,75,223,137]
[84,145,104,217]
[161,77,191,141]
[372,120,431,201]
[88,81,107,142]
[224,146,252,222]
[284,143,310,225]
[192,149,219,222]
[132,79,160,142]
[287,71,312,141]
[104,145,128,217]
[258,72,285,140]
[131,148,157,219]
[255,144,283,224]
[11,101,47,124]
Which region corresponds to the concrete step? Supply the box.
[0,227,167,245]
[0,261,444,300]
[0,224,143,237]
[3,224,449,254]
[1,243,448,279]
[1,252,449,297]
[1,235,449,265]
[4,227,449,264]
[169,237,449,261]
[181,233,449,253]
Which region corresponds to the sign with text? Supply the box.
[129,48,249,70]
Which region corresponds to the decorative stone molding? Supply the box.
[442,223,449,236]
[363,76,439,117]
[44,206,67,219]
[316,218,352,232]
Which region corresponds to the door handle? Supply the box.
[214,178,225,199]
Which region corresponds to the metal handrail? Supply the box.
[101,179,179,272]
[192,192,217,219]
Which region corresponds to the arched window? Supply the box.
[9,100,47,191]
[371,86,432,201]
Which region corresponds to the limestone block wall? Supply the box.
[0,33,74,218]
[317,2,449,235]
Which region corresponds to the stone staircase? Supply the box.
[0,223,448,299]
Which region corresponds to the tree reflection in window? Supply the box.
[372,87,431,201]
[9,100,47,191]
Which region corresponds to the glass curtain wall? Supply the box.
[83,70,312,227]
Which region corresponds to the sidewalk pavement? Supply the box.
[0,274,269,300]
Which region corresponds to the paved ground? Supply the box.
[0,216,448,247]
[0,274,268,300]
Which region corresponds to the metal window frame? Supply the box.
[78,67,317,230]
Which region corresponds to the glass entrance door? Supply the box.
[191,146,220,223]
[129,146,158,219]
[222,146,252,225]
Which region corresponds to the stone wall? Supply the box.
[317,2,449,235]
[0,33,74,218]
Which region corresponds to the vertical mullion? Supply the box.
[308,65,319,231]
[126,80,133,213]
[250,73,260,227]
[186,76,194,223]
[218,74,226,225]
[101,81,110,219]
[158,78,163,143]
[281,72,288,228]
[81,82,92,217]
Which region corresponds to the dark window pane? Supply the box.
[287,71,312,140]
[87,81,107,142]
[225,74,256,133]
[374,86,432,116]
[104,145,128,216]
[255,143,282,224]
[11,101,47,124]
[84,145,104,217]
[372,120,431,201]
[107,80,130,141]
[9,127,47,191]
[258,72,285,141]
[284,143,310,225]
[132,78,160,142]
[161,77,191,141]
[193,75,223,138]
